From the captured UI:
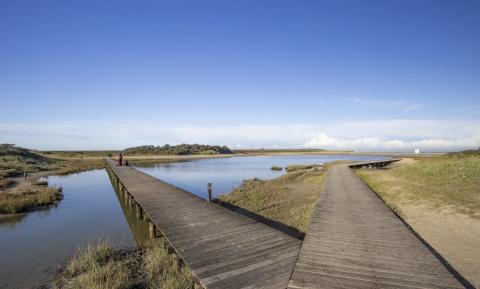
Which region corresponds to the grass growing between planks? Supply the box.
[356,153,480,217]
[216,164,327,234]
[0,187,63,214]
[56,239,195,289]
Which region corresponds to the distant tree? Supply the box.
[123,144,234,155]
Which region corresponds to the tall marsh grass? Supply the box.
[0,187,63,214]
[57,239,195,289]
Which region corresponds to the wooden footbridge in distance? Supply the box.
[105,158,467,289]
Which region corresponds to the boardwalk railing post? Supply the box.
[149,221,156,239]
[207,182,212,202]
[136,204,143,219]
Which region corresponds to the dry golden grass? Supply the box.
[216,165,327,234]
[0,187,63,214]
[356,154,480,217]
[57,239,195,289]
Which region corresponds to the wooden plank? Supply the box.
[288,164,465,289]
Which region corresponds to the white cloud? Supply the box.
[304,133,480,152]
[0,119,479,152]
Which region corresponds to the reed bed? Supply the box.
[57,239,194,289]
[0,187,63,214]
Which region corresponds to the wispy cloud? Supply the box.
[1,120,479,152]
[349,97,423,112]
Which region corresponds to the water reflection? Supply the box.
[0,213,28,229]
[107,170,151,247]
[0,199,61,229]
[0,170,136,289]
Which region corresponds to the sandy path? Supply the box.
[399,205,480,288]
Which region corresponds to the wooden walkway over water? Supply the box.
[105,158,301,289]
[288,160,465,289]
[106,158,465,289]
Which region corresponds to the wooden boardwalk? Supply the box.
[105,158,301,289]
[288,161,465,289]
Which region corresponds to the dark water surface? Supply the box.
[0,154,386,288]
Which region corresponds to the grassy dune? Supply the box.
[57,239,195,289]
[216,165,327,234]
[356,154,480,217]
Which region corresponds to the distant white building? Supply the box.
[414,148,421,154]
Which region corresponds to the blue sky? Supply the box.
[1,0,479,151]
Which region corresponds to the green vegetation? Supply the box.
[234,148,328,153]
[0,144,106,180]
[55,159,106,175]
[356,154,480,217]
[0,144,106,179]
[41,150,120,159]
[0,144,55,179]
[57,239,195,289]
[286,164,323,172]
[270,166,283,171]
[124,144,233,155]
[216,164,327,234]
[0,187,63,214]
[33,179,48,186]
[0,145,106,215]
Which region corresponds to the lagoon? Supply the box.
[0,154,386,288]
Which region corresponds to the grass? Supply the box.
[55,159,106,175]
[285,164,323,172]
[0,145,106,180]
[216,164,327,234]
[270,166,283,171]
[356,154,480,217]
[57,239,195,289]
[33,179,48,186]
[0,179,14,190]
[0,187,63,214]
[0,144,55,179]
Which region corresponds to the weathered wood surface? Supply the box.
[288,164,464,289]
[105,158,301,289]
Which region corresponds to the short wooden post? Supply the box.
[23,171,27,180]
[136,204,143,219]
[149,222,156,239]
[207,182,212,202]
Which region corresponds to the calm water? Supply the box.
[136,155,387,199]
[0,169,145,289]
[0,154,386,288]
